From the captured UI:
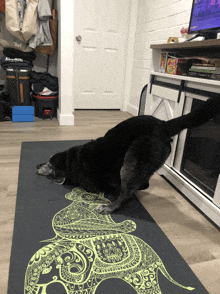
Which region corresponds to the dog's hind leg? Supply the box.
[96,148,149,214]
[96,136,171,214]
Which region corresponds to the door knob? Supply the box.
[76,35,82,42]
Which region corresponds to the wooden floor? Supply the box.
[1,110,220,294]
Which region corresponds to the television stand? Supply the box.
[146,41,220,227]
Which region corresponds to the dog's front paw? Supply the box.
[96,204,113,215]
[52,177,66,185]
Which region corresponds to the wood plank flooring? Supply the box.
[1,110,220,293]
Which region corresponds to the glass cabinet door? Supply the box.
[177,98,220,198]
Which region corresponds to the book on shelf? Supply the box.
[190,66,220,74]
[191,63,215,67]
[188,71,212,79]
[188,71,220,80]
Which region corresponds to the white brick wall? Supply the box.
[127,0,192,115]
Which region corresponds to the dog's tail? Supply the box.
[164,95,220,137]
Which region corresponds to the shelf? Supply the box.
[150,38,220,50]
[151,71,220,86]
[150,39,220,57]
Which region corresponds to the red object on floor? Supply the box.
[43,109,52,116]
[33,94,58,119]
[0,0,5,14]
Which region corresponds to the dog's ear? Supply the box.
[50,151,67,171]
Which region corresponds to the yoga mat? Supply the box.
[8,141,208,294]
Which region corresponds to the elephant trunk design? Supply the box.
[24,188,195,294]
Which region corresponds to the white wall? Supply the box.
[127,0,193,116]
[56,0,75,125]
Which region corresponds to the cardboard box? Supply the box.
[159,53,168,73]
[166,58,187,75]
[12,106,34,122]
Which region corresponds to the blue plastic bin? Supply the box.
[12,106,34,122]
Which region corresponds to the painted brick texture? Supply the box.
[128,0,192,115]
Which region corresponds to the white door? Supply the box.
[74,0,130,109]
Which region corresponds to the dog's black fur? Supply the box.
[37,95,220,214]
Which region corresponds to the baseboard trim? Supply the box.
[126,104,138,116]
[57,109,75,126]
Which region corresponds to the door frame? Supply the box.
[57,0,138,125]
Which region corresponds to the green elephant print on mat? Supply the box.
[24,188,195,294]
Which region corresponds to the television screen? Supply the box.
[189,0,220,33]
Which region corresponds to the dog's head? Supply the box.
[37,152,67,185]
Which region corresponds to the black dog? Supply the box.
[37,95,220,214]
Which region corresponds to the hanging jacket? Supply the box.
[5,0,39,43]
[28,0,53,49]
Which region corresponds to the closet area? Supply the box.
[0,0,59,122]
